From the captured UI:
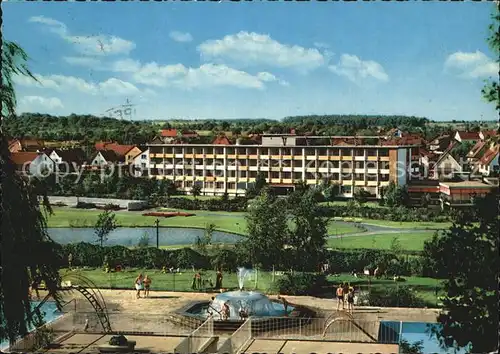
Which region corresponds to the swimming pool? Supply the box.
[0,301,63,350]
[380,321,470,353]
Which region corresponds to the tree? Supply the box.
[399,339,424,354]
[353,188,370,206]
[482,4,500,111]
[323,183,339,202]
[94,210,118,247]
[245,172,267,198]
[423,194,498,352]
[287,189,328,271]
[191,184,202,199]
[383,181,409,207]
[243,192,288,269]
[1,39,62,346]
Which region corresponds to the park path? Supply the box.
[327,221,443,238]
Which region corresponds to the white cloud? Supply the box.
[169,31,193,43]
[444,50,498,79]
[29,15,135,56]
[329,54,389,83]
[109,58,286,90]
[14,73,140,96]
[63,56,101,67]
[198,31,325,72]
[19,96,64,110]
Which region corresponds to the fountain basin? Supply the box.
[169,291,315,332]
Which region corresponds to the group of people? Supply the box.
[192,269,223,291]
[336,282,355,313]
[134,274,152,299]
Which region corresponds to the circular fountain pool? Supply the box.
[199,291,293,319]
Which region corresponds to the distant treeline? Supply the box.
[3,112,488,143]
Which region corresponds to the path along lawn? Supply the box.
[45,207,360,236]
[59,268,443,307]
[327,232,437,252]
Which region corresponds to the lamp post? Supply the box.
[155,219,160,249]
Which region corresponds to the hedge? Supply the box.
[318,204,450,222]
[57,242,425,277]
[162,196,248,212]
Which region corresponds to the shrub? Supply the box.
[275,273,328,296]
[210,248,239,271]
[76,202,97,209]
[162,196,248,212]
[364,285,425,307]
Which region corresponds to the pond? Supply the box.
[47,227,243,247]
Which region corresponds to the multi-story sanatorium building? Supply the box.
[147,135,419,198]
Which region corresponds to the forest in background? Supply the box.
[3,112,496,145]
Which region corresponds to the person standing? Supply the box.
[215,269,223,289]
[134,273,144,299]
[336,285,344,311]
[347,288,355,313]
[143,275,152,298]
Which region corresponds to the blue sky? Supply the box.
[4,1,498,121]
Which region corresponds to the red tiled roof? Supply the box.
[95,141,113,150]
[479,145,499,166]
[213,136,232,145]
[161,129,178,137]
[105,143,135,156]
[10,152,40,165]
[456,131,480,140]
[467,141,486,158]
[480,130,498,139]
[95,142,135,156]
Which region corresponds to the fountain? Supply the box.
[207,267,289,320]
[173,267,315,330]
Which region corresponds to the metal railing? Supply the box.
[6,312,75,352]
[230,318,252,354]
[174,317,214,354]
[248,317,399,344]
[71,312,193,336]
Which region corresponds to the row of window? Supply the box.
[152,169,390,181]
[173,182,381,194]
[150,147,391,157]
[149,158,391,170]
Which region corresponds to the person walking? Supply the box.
[336,285,344,311]
[134,273,144,299]
[143,275,152,298]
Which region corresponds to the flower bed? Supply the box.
[142,211,196,218]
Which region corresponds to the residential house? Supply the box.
[212,136,232,145]
[155,129,199,144]
[454,131,480,143]
[131,148,150,177]
[8,139,45,153]
[466,140,488,163]
[90,150,122,168]
[422,141,463,180]
[477,144,499,176]
[479,129,498,141]
[95,142,140,165]
[428,135,453,154]
[10,151,54,176]
[48,148,87,172]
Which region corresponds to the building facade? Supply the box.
[147,140,417,198]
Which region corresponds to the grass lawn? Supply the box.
[60,267,276,293]
[60,268,443,307]
[358,219,451,230]
[327,232,436,251]
[46,207,360,236]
